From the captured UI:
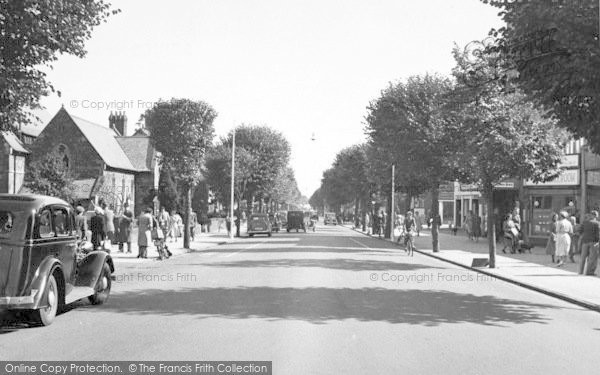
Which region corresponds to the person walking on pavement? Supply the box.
[578,211,600,275]
[501,213,518,254]
[226,214,232,237]
[555,210,573,267]
[568,215,580,263]
[414,211,422,237]
[545,213,559,263]
[90,207,105,251]
[472,213,482,242]
[75,206,88,240]
[189,210,198,240]
[102,203,115,250]
[137,207,154,259]
[117,207,133,253]
[464,210,473,240]
[158,206,170,238]
[168,210,178,242]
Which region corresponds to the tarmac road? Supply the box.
[2,224,600,374]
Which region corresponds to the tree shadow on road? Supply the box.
[193,258,443,272]
[90,287,556,327]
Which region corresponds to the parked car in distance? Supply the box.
[0,194,114,326]
[287,211,306,232]
[324,212,337,225]
[247,213,272,237]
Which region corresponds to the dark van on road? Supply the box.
[0,195,114,326]
[286,211,306,232]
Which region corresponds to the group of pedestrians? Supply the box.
[545,210,600,273]
[75,202,134,253]
[463,210,482,242]
[75,202,203,260]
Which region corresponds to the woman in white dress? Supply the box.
[555,211,573,267]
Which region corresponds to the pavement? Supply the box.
[106,225,244,262]
[345,224,600,312]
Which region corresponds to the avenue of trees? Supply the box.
[204,124,306,236]
[314,13,576,265]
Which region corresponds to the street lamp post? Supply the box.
[390,164,395,241]
[229,127,236,240]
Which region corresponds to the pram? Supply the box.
[154,237,172,260]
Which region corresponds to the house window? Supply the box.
[56,144,70,169]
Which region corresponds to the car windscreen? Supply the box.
[0,210,28,241]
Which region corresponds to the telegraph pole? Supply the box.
[229,127,236,239]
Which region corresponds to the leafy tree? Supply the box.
[267,167,303,210]
[233,125,291,212]
[0,0,119,130]
[204,137,258,237]
[452,45,569,268]
[365,74,460,249]
[144,98,217,249]
[24,150,75,202]
[481,0,600,152]
[309,187,324,212]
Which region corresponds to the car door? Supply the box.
[51,205,77,288]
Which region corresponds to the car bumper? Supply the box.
[0,290,38,309]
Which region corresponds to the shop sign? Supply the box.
[524,169,579,186]
[459,183,479,192]
[588,171,600,187]
[494,181,515,189]
[560,154,579,169]
[439,182,456,200]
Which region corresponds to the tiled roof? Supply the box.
[1,131,29,154]
[20,108,53,137]
[115,136,155,172]
[67,112,139,171]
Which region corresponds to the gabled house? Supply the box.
[26,107,159,216]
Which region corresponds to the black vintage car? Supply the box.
[286,210,306,232]
[0,195,114,326]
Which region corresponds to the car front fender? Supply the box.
[76,251,114,288]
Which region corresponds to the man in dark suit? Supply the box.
[578,211,600,275]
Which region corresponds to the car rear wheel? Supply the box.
[31,274,59,326]
[89,263,111,305]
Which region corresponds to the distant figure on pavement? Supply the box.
[102,203,115,249]
[118,208,133,253]
[414,211,422,237]
[158,207,170,238]
[464,211,473,240]
[472,213,482,242]
[555,211,573,267]
[545,213,559,263]
[578,211,600,275]
[137,207,154,259]
[568,215,579,263]
[190,211,198,240]
[90,207,105,250]
[75,206,87,240]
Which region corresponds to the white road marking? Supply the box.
[224,241,264,258]
[349,237,371,249]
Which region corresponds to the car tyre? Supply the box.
[268,232,272,237]
[249,233,254,237]
[89,263,111,305]
[31,273,59,326]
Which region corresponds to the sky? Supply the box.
[39,0,503,197]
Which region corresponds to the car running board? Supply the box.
[65,286,95,305]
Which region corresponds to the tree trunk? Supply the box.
[405,192,412,213]
[486,184,496,268]
[362,197,367,232]
[431,185,440,252]
[354,197,360,228]
[385,190,392,239]
[236,196,241,238]
[183,182,192,249]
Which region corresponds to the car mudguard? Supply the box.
[30,257,63,310]
[76,251,114,288]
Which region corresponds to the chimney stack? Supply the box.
[109,111,128,136]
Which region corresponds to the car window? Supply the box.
[53,207,71,237]
[38,208,54,238]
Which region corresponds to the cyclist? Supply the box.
[404,211,416,256]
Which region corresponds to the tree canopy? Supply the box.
[24,150,75,202]
[481,0,600,151]
[0,0,119,130]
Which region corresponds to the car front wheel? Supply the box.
[31,274,59,326]
[89,263,111,305]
